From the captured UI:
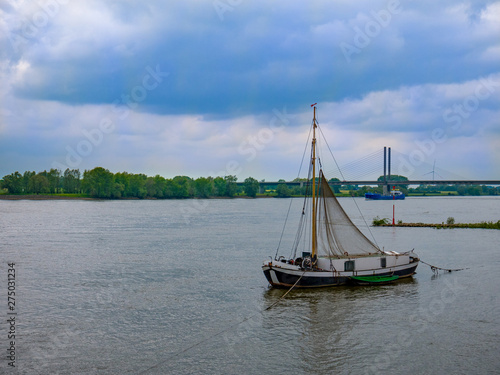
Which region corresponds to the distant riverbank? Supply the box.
[1,193,498,200]
[0,194,97,200]
[374,221,500,230]
[0,194,277,200]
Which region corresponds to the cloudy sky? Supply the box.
[1,0,499,181]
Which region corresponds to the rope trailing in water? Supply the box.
[420,260,468,274]
[265,271,306,311]
[138,272,305,374]
[138,310,262,374]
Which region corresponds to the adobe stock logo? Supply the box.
[213,0,243,21]
[180,107,295,225]
[397,74,499,176]
[7,0,69,53]
[339,0,402,63]
[442,75,499,130]
[51,65,169,171]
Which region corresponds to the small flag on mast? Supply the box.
[311,103,317,107]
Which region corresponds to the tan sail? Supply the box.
[316,171,382,258]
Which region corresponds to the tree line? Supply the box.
[1,169,81,195]
[0,167,262,199]
[345,183,500,197]
[2,168,498,198]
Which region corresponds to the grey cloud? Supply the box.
[1,1,497,119]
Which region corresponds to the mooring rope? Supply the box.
[265,271,306,311]
[137,271,305,374]
[420,259,468,274]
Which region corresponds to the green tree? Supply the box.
[128,174,147,198]
[82,167,114,198]
[213,177,226,196]
[379,174,409,189]
[111,182,125,198]
[145,175,166,198]
[114,172,130,196]
[224,175,238,197]
[276,183,291,197]
[63,169,81,193]
[194,177,214,198]
[467,186,481,196]
[1,172,23,194]
[457,185,466,196]
[23,171,35,193]
[153,175,167,198]
[292,178,308,195]
[243,177,259,197]
[356,185,370,197]
[28,174,50,194]
[172,176,192,198]
[47,168,61,193]
[163,179,175,198]
[328,177,341,193]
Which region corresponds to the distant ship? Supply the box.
[365,190,405,200]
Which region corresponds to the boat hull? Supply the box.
[365,193,405,200]
[262,255,418,288]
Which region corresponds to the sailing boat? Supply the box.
[262,106,419,288]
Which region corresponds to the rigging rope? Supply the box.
[275,199,295,260]
[291,144,315,259]
[390,149,469,181]
[274,125,313,259]
[420,260,468,274]
[327,149,384,181]
[317,125,382,251]
[137,273,305,374]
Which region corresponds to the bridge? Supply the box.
[237,180,500,194]
[236,147,500,193]
[238,180,500,188]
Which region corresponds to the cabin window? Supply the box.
[344,260,355,271]
[381,258,387,268]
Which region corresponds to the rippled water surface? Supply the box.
[0,197,499,374]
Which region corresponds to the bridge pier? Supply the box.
[382,146,391,195]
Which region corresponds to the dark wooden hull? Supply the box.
[263,262,418,288]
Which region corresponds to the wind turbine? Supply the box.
[423,160,442,182]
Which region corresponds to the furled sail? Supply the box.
[316,171,382,258]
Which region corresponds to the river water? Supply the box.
[0,196,499,374]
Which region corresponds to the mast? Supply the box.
[311,106,317,258]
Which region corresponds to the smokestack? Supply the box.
[388,147,391,180]
[383,147,387,183]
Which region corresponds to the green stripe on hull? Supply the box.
[349,275,399,284]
